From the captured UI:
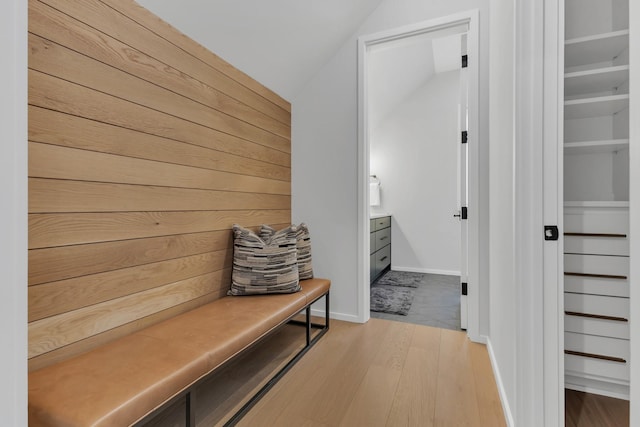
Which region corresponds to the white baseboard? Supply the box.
[565,382,629,401]
[486,338,515,427]
[470,334,487,345]
[391,266,461,276]
[310,308,360,323]
[565,373,630,400]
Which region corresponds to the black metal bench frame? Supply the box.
[133,290,330,427]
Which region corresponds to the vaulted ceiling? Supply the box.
[368,30,464,125]
[137,0,386,101]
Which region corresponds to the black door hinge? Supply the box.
[461,282,468,296]
[461,131,468,144]
[461,206,468,220]
[462,55,468,68]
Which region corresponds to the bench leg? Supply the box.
[186,390,196,427]
[305,306,311,346]
[325,290,330,329]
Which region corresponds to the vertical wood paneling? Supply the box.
[27,0,291,370]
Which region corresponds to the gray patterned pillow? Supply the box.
[261,223,314,280]
[229,224,300,296]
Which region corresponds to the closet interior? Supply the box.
[562,0,630,405]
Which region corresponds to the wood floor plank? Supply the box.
[565,389,629,427]
[338,321,414,427]
[469,341,507,426]
[339,365,403,427]
[207,319,505,427]
[238,320,391,427]
[433,328,483,427]
[385,325,441,426]
[296,320,397,426]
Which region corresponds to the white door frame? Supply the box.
[513,0,562,424]
[458,53,470,331]
[357,10,481,342]
[540,0,564,425]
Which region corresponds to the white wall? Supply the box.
[292,0,490,327]
[1,0,28,424]
[370,71,461,274]
[487,0,516,424]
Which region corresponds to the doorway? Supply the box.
[357,11,481,341]
[366,29,466,331]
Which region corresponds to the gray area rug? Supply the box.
[371,270,461,330]
[370,285,414,316]
[374,270,423,288]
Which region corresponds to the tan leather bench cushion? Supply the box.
[299,278,331,304]
[29,278,330,427]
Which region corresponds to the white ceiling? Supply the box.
[136,0,386,101]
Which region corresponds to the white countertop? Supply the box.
[369,212,391,219]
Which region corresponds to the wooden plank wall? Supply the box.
[28,0,291,371]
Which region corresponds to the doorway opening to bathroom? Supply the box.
[357,11,480,341]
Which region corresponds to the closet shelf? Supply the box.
[564,94,629,119]
[564,201,629,208]
[564,139,629,154]
[565,30,629,68]
[565,65,629,97]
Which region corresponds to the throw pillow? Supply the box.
[229,224,300,295]
[261,223,314,280]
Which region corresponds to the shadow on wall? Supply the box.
[389,217,422,270]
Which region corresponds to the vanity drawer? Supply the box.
[374,216,391,230]
[565,332,629,382]
[370,216,392,283]
[374,227,391,252]
[564,235,629,256]
[564,254,629,278]
[370,254,378,281]
[370,232,375,255]
[375,245,391,272]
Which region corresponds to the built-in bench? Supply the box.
[29,278,331,426]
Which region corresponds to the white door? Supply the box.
[457,36,469,330]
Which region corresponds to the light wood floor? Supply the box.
[150,318,506,426]
[565,389,629,427]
